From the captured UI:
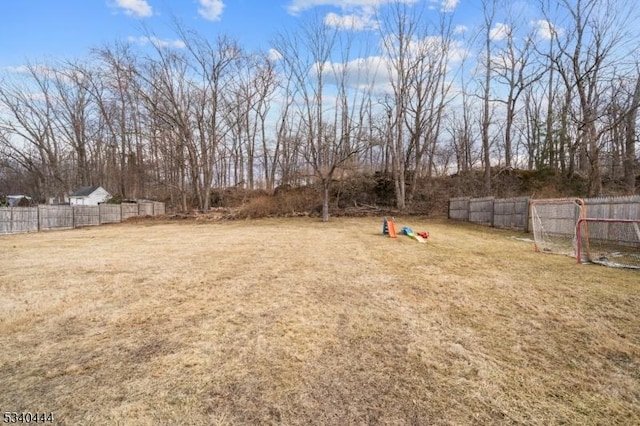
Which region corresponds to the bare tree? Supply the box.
[90,43,149,199]
[402,15,457,201]
[50,61,102,189]
[223,52,278,191]
[490,7,542,169]
[378,1,420,209]
[623,70,640,193]
[0,63,68,201]
[181,31,241,211]
[479,0,497,194]
[251,53,280,192]
[542,0,635,195]
[274,14,366,221]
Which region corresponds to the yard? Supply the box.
[0,217,638,425]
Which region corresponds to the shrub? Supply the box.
[211,188,268,208]
[236,185,321,218]
[105,194,137,204]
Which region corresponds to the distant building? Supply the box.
[6,195,33,207]
[47,195,69,205]
[69,186,111,206]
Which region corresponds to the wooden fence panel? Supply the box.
[448,197,470,221]
[11,207,38,233]
[0,208,11,234]
[469,197,494,226]
[38,205,73,230]
[493,197,529,231]
[152,202,165,216]
[530,200,583,236]
[585,195,640,220]
[73,206,100,227]
[0,202,165,235]
[138,202,154,216]
[583,196,640,247]
[99,204,121,224]
[121,204,139,221]
[450,194,640,246]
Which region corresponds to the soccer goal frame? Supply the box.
[530,198,586,257]
[576,218,640,269]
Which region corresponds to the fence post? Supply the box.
[523,198,530,233]
[492,198,496,227]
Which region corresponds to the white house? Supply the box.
[69,186,111,205]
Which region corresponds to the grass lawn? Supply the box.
[0,217,638,425]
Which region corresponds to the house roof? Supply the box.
[6,195,32,206]
[70,185,103,197]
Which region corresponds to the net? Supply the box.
[530,198,586,257]
[577,218,640,269]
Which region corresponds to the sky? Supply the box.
[0,0,481,68]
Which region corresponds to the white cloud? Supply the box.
[198,0,225,21]
[114,0,153,18]
[491,51,520,72]
[315,37,467,95]
[489,23,510,41]
[286,0,417,16]
[268,49,283,61]
[432,0,459,13]
[532,19,563,40]
[411,36,469,63]
[324,11,378,31]
[5,65,31,74]
[319,55,394,94]
[445,39,469,63]
[4,64,53,77]
[443,0,459,12]
[287,1,442,33]
[128,36,186,49]
[453,25,468,35]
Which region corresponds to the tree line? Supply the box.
[1,0,638,220]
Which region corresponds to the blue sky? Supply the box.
[0,0,293,66]
[0,0,479,68]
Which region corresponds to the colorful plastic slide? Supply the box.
[382,217,397,238]
[400,226,426,243]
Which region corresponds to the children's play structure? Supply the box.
[382,217,429,243]
[382,216,398,238]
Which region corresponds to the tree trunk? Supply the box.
[481,0,493,195]
[624,75,640,193]
[322,179,330,222]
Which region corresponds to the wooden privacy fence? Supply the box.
[100,204,122,224]
[0,207,39,234]
[0,202,165,235]
[469,197,496,227]
[584,195,640,219]
[122,204,140,221]
[450,196,529,230]
[448,197,470,221]
[449,195,640,233]
[39,206,74,231]
[494,197,530,231]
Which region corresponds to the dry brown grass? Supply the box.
[0,217,638,425]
